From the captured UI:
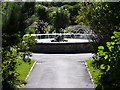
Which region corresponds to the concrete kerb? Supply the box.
[25,60,37,81]
[85,61,97,88]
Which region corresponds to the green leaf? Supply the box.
[111,36,115,39]
[98,46,104,50]
[100,64,105,69]
[106,42,111,47]
[106,65,110,71]
[104,55,108,60]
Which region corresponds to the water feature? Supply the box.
[51,35,68,42]
[30,33,93,53]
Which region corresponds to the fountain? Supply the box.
[51,35,68,42]
[30,33,93,53]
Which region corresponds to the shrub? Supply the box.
[51,8,70,33]
[93,32,120,89]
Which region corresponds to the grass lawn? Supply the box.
[86,60,102,84]
[16,60,35,81]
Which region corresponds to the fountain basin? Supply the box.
[30,39,93,53]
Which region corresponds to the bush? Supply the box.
[45,25,55,33]
[35,4,48,22]
[93,32,120,89]
[51,8,70,33]
[2,34,37,89]
[76,3,120,52]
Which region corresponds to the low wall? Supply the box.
[30,42,93,53]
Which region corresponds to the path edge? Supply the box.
[85,60,97,88]
[25,60,36,81]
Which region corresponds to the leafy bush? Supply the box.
[35,4,48,22]
[51,8,70,33]
[93,32,120,89]
[19,34,37,50]
[2,34,36,89]
[62,4,81,25]
[45,25,55,33]
[2,2,37,89]
[17,34,36,62]
[2,2,35,47]
[76,2,120,52]
[2,47,23,89]
[34,20,48,34]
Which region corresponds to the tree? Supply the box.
[61,4,82,25]
[2,2,35,47]
[76,2,120,52]
[2,2,36,89]
[51,8,70,33]
[35,4,48,22]
[76,2,120,89]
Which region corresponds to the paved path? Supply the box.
[21,53,95,88]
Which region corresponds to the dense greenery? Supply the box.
[2,47,23,89]
[61,4,82,25]
[76,2,120,52]
[30,2,81,33]
[2,2,35,47]
[35,20,48,34]
[51,8,70,33]
[93,32,120,89]
[2,35,36,89]
[2,2,36,89]
[35,5,48,22]
[76,2,120,89]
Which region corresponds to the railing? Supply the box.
[31,33,93,39]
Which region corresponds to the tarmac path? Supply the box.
[21,53,95,88]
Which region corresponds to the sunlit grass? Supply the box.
[16,60,35,81]
[86,60,102,84]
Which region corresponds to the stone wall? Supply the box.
[30,42,93,53]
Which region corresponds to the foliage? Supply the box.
[61,4,82,25]
[35,4,48,22]
[26,26,36,34]
[38,2,79,7]
[34,20,48,34]
[18,34,36,51]
[76,2,120,89]
[76,2,120,52]
[51,8,70,33]
[2,2,35,47]
[45,25,55,33]
[2,47,23,89]
[2,3,37,88]
[25,15,39,34]
[2,34,36,89]
[17,34,36,62]
[93,32,120,89]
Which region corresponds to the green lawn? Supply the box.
[16,60,35,81]
[86,60,102,84]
